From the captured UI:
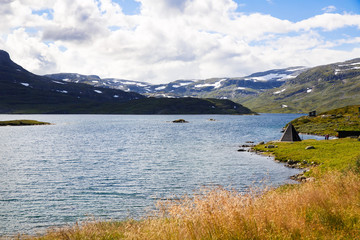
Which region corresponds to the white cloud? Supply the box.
[0,0,360,83]
[322,5,336,13]
[295,13,360,31]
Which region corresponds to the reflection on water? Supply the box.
[0,114,305,235]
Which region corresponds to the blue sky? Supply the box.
[118,0,360,19]
[1,0,360,83]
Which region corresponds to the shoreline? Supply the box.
[249,143,318,183]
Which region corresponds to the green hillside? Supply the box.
[289,105,360,136]
[241,59,360,113]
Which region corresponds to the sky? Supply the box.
[1,0,360,84]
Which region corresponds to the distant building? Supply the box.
[309,111,316,117]
[280,123,302,142]
[336,130,360,138]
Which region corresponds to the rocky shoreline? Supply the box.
[238,141,316,183]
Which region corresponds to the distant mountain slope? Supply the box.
[91,97,255,115]
[0,50,144,113]
[46,67,306,100]
[241,58,360,113]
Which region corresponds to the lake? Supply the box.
[0,114,316,235]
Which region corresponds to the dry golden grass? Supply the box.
[26,170,360,240]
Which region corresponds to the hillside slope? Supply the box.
[289,105,360,136]
[241,59,360,113]
[0,50,144,113]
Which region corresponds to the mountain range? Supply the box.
[2,48,360,114]
[0,50,253,114]
[45,58,360,113]
[45,67,306,100]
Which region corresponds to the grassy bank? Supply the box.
[253,138,360,176]
[18,138,360,239]
[0,119,50,126]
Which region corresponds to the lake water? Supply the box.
[0,114,317,235]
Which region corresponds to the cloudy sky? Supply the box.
[1,0,360,83]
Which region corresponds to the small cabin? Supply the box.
[308,111,316,117]
[336,130,360,138]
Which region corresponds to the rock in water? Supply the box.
[172,119,189,123]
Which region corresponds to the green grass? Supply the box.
[0,119,50,126]
[290,105,360,136]
[253,138,360,176]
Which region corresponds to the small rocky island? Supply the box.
[172,119,189,123]
[0,120,51,126]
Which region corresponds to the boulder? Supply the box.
[172,119,189,123]
[265,145,276,148]
[241,144,255,147]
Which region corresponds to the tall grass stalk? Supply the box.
[29,170,360,240]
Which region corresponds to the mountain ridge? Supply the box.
[45,58,360,113]
[0,50,252,114]
[45,66,307,101]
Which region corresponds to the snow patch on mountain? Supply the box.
[155,86,166,91]
[94,90,102,94]
[246,73,294,81]
[194,79,226,89]
[273,88,286,94]
[56,90,68,94]
[214,79,226,89]
[52,80,66,85]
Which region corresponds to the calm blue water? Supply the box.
[0,114,317,235]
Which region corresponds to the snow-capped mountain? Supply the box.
[45,67,307,100]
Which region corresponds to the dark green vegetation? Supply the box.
[109,98,254,114]
[242,59,360,113]
[0,119,50,126]
[0,50,252,114]
[289,105,360,136]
